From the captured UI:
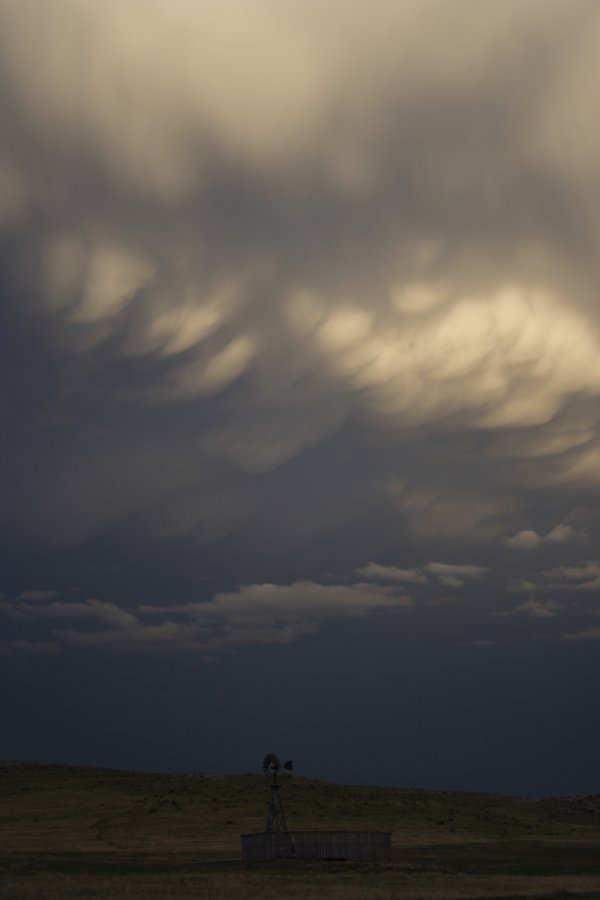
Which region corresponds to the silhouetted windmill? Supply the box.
[241,754,390,861]
[263,753,293,832]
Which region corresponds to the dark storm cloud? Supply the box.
[1,0,600,652]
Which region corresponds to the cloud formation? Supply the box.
[17,590,59,602]
[0,580,413,657]
[507,524,581,550]
[511,560,600,594]
[504,598,563,619]
[357,563,426,584]
[0,0,599,650]
[0,554,500,656]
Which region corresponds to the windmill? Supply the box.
[241,754,391,862]
[263,753,293,833]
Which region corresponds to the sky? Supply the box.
[1,0,600,799]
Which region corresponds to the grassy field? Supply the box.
[1,761,600,898]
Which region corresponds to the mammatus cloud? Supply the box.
[313,287,600,428]
[2,4,600,804]
[0,0,599,591]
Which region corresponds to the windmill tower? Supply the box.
[241,753,391,862]
[263,753,292,833]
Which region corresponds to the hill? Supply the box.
[1,760,600,898]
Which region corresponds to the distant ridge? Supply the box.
[1,758,599,802]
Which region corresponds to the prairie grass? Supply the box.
[5,869,600,899]
[1,761,600,898]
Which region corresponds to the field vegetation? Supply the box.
[1,760,600,898]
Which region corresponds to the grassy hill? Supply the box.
[1,760,600,898]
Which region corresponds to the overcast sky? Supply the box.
[1,0,600,797]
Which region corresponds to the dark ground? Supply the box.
[1,761,600,898]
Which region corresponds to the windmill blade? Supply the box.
[263,752,281,775]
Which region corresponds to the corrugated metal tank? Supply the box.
[241,830,391,862]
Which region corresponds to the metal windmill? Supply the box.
[263,753,293,833]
